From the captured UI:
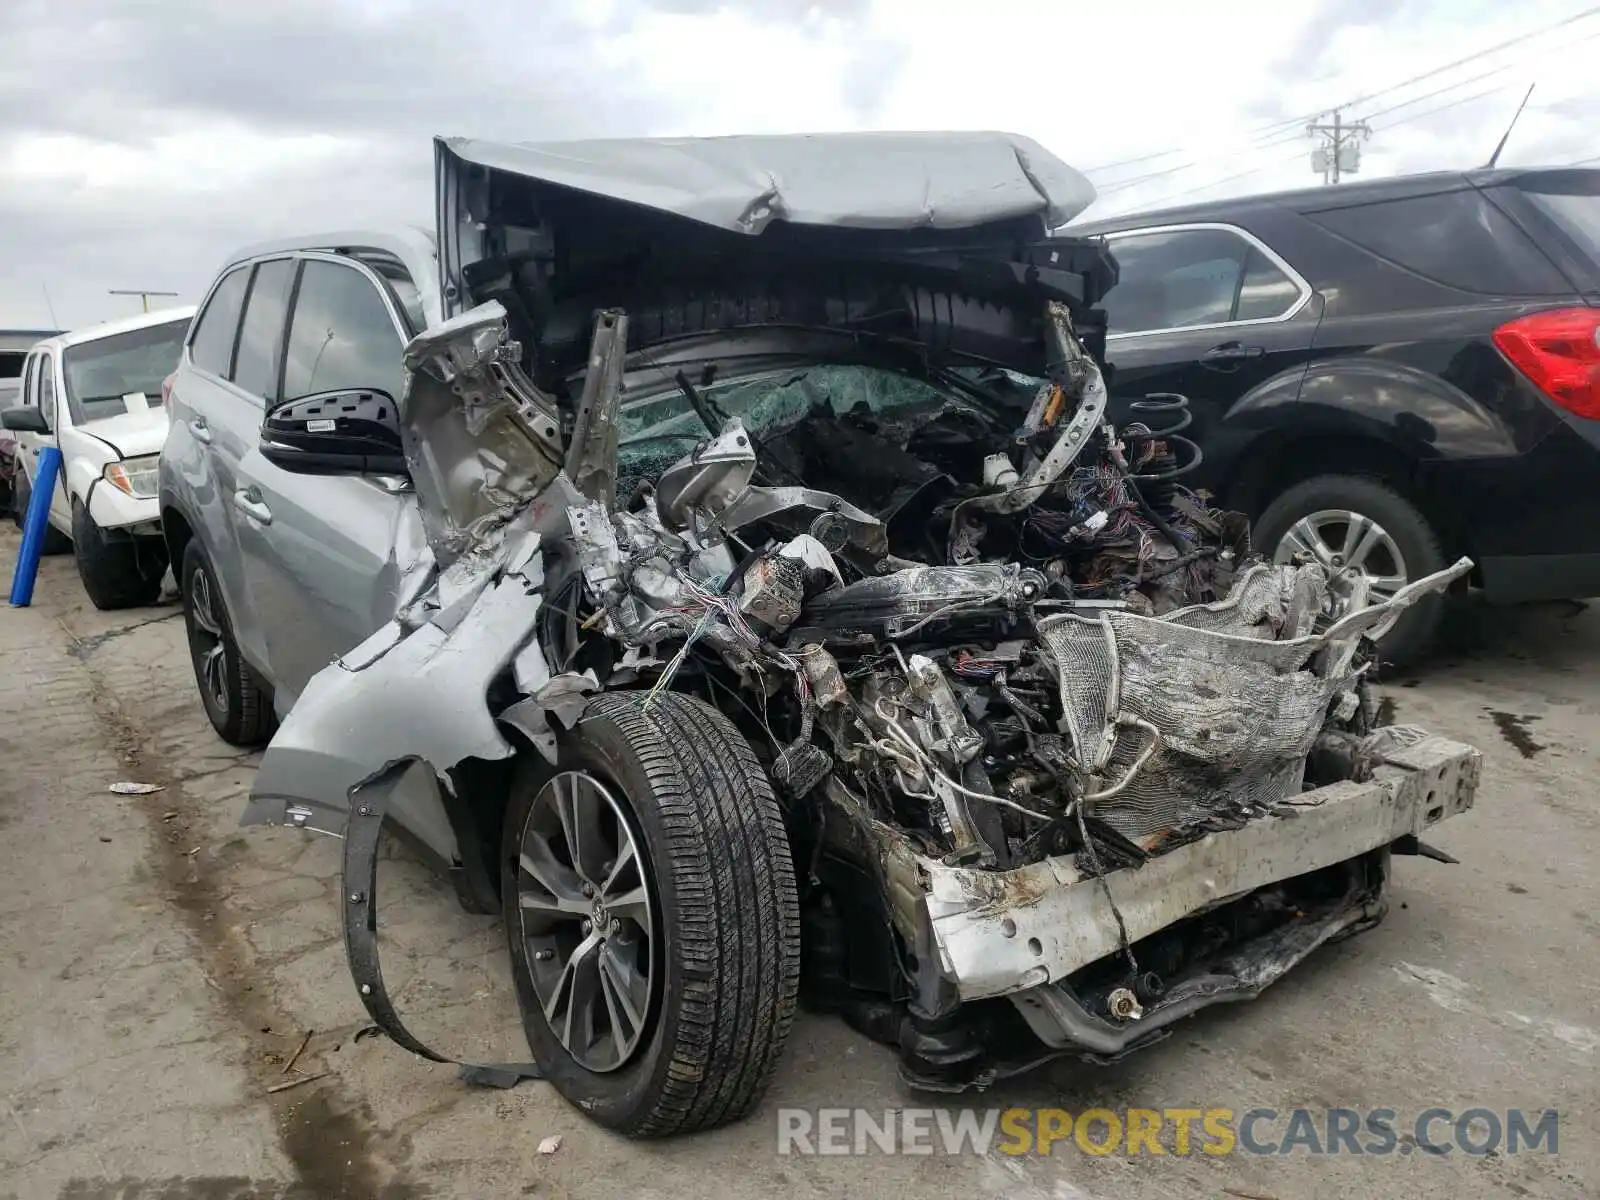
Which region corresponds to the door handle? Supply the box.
[232,487,272,526]
[1199,341,1265,367]
[189,418,213,445]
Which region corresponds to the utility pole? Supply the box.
[1307,108,1371,184]
[108,288,180,313]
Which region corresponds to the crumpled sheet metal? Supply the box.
[922,734,1482,1001]
[400,302,565,566]
[242,525,556,865]
[436,130,1096,234]
[1038,557,1472,842]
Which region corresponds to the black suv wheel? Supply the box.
[1255,474,1446,668]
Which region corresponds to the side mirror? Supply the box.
[259,388,408,476]
[1,407,50,434]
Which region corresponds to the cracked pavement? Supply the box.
[0,531,1595,1199]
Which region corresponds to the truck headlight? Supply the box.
[103,455,161,500]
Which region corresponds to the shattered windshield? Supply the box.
[617,362,1037,497]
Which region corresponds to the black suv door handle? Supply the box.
[1199,341,1265,367]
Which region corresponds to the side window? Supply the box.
[38,355,56,427]
[282,260,405,403]
[21,355,36,406]
[189,266,251,378]
[1102,228,1300,335]
[232,259,298,401]
[1306,190,1570,296]
[1236,247,1303,321]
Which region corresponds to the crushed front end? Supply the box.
[425,294,1479,1089]
[254,281,1480,1095]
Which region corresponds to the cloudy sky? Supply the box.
[2,0,1597,330]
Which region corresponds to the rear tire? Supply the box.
[180,539,274,745]
[1255,474,1446,668]
[72,500,164,610]
[502,690,801,1136]
[11,472,71,553]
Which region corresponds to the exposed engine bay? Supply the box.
[546,302,1454,867]
[493,299,1478,1085]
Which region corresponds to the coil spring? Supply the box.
[1121,393,1203,513]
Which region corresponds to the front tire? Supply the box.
[502,691,801,1136]
[1255,474,1446,668]
[72,500,164,609]
[180,539,274,745]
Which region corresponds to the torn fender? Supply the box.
[242,564,548,864]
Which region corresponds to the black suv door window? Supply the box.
[282,260,405,403]
[231,259,298,400]
[1102,228,1302,336]
[190,266,251,378]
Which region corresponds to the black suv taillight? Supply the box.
[1493,307,1600,419]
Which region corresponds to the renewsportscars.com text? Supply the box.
[776,1106,1560,1158]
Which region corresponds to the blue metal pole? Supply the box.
[10,446,63,607]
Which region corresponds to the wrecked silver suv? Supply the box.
[174,134,1480,1136]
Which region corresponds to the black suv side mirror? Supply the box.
[260,388,408,476]
[1,407,50,434]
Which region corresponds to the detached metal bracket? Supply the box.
[343,775,543,1089]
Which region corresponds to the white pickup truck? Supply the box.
[2,308,193,608]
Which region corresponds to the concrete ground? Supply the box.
[0,530,1594,1200]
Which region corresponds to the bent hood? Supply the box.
[76,407,171,458]
[434,131,1116,334]
[437,131,1097,235]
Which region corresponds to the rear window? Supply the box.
[1522,188,1600,268]
[62,318,191,423]
[1307,188,1570,296]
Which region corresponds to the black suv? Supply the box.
[1071,167,1600,664]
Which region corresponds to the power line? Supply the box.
[1110,92,1592,216]
[1098,81,1551,209]
[1082,148,1186,175]
[1369,83,1515,133]
[1094,126,1309,198]
[1254,2,1600,135]
[1083,7,1600,195]
[1118,88,1528,211]
[1358,65,1513,124]
[1126,145,1315,212]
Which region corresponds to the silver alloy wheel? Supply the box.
[516,770,656,1073]
[188,567,229,715]
[1272,508,1409,638]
